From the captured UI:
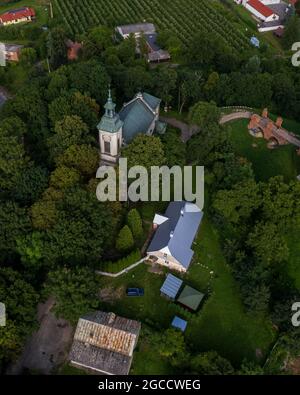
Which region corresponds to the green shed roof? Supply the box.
[177,285,204,311]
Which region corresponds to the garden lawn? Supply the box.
[131,327,173,375]
[56,363,88,375]
[97,217,275,370]
[185,218,275,366]
[227,119,300,182]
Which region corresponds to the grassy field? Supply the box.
[97,217,276,372]
[227,119,300,182]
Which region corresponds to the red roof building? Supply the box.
[66,40,83,61]
[247,0,274,18]
[0,7,35,26]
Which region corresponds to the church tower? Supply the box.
[97,88,123,164]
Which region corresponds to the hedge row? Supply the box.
[99,249,142,273]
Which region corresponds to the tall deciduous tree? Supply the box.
[47,115,91,161]
[47,27,68,69]
[0,202,31,260]
[56,144,99,177]
[0,130,29,192]
[0,267,39,335]
[190,351,234,375]
[188,101,221,130]
[152,67,177,107]
[247,222,289,266]
[122,134,166,170]
[44,266,99,324]
[283,15,300,50]
[213,179,260,224]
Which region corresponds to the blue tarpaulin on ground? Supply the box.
[171,316,187,332]
[250,36,260,48]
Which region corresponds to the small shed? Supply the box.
[177,285,204,311]
[160,273,183,300]
[171,316,187,332]
[274,27,284,38]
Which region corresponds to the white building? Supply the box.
[234,0,290,32]
[147,201,204,273]
[0,7,35,26]
[116,23,156,39]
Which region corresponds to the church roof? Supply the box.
[97,115,123,133]
[142,92,161,110]
[119,92,161,143]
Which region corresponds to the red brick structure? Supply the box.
[248,109,300,152]
[66,40,82,61]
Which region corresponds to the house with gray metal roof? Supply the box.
[115,22,170,63]
[147,201,204,272]
[116,23,156,39]
[97,90,166,163]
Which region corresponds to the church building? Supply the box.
[97,90,166,164]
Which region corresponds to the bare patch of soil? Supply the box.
[99,286,125,303]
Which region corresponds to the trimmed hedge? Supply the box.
[100,249,142,274]
[116,225,134,252]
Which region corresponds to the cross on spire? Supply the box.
[104,84,116,118]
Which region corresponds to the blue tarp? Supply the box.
[171,316,187,332]
[160,273,183,300]
[250,36,260,48]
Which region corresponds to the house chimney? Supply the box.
[180,208,184,216]
[276,117,283,128]
[108,312,116,324]
[262,108,268,118]
[170,231,174,238]
[153,223,158,230]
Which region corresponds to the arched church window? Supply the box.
[104,141,111,154]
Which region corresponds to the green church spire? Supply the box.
[97,85,123,133]
[104,86,116,118]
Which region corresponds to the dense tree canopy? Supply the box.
[122,134,166,170]
[44,266,99,324]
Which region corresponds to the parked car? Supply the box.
[126,288,144,297]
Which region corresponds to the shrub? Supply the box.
[127,208,143,239]
[100,249,142,273]
[116,225,134,252]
